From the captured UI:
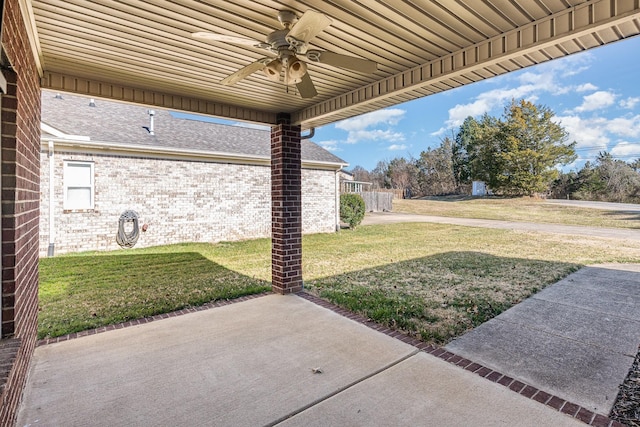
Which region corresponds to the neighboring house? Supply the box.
[40,92,348,256]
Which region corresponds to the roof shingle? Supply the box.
[41,91,347,165]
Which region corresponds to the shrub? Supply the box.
[340,193,366,229]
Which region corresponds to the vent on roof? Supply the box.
[54,93,63,99]
[143,109,156,136]
[89,99,96,107]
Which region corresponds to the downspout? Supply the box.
[47,140,55,257]
[335,167,341,231]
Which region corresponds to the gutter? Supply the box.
[41,137,349,170]
[47,140,55,256]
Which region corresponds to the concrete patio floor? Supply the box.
[17,293,590,427]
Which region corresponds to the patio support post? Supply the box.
[270,113,303,294]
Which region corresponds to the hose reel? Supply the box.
[116,210,139,248]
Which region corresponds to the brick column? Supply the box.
[0,0,44,424]
[271,113,302,294]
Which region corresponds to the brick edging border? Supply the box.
[36,292,272,346]
[298,292,625,427]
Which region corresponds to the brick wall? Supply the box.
[0,0,43,424]
[271,120,303,294]
[39,150,338,255]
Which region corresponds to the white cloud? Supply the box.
[575,83,598,92]
[611,141,640,157]
[346,129,404,144]
[619,97,640,109]
[433,49,600,136]
[334,108,406,144]
[573,91,616,112]
[439,85,541,131]
[605,115,640,138]
[437,65,577,132]
[556,115,609,151]
[388,144,408,151]
[335,109,405,132]
[317,140,341,152]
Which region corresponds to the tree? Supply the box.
[416,137,457,195]
[350,165,372,183]
[493,100,576,195]
[386,157,418,193]
[371,160,390,189]
[589,152,640,202]
[452,114,502,187]
[453,100,576,196]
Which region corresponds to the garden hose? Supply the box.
[116,210,140,248]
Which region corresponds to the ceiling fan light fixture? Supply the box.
[263,59,282,81]
[286,58,307,84]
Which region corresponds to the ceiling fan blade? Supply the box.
[221,61,267,85]
[295,72,318,98]
[286,10,332,44]
[306,50,378,74]
[192,32,261,46]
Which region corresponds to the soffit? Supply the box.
[28,0,640,129]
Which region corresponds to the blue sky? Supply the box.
[175,36,640,172]
[314,36,640,172]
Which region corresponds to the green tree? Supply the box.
[493,100,576,195]
[453,114,502,187]
[340,194,366,229]
[453,100,576,196]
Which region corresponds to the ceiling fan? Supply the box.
[192,9,378,98]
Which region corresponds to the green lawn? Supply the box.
[394,197,640,229]
[39,221,640,343]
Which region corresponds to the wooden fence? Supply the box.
[359,191,393,212]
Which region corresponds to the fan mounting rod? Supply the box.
[277,10,298,29]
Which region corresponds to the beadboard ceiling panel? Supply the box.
[24,0,640,129]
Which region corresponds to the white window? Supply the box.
[64,161,94,209]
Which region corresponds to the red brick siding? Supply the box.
[271,121,303,294]
[0,0,43,424]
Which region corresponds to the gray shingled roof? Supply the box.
[41,91,346,165]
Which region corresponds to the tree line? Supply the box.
[349,99,640,203]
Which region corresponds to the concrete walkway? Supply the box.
[18,294,590,427]
[362,212,640,241]
[446,263,640,415]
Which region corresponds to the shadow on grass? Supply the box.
[416,195,476,202]
[305,251,581,345]
[602,209,640,225]
[415,195,515,202]
[38,252,270,339]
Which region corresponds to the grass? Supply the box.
[394,197,640,229]
[39,220,640,343]
[38,242,271,339]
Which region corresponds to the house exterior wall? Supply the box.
[40,149,338,255]
[0,0,43,424]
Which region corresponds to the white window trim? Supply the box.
[63,160,95,210]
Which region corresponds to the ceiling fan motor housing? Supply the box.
[277,10,298,28]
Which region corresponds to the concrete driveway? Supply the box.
[362,212,640,241]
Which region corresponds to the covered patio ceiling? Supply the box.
[25,0,640,129]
